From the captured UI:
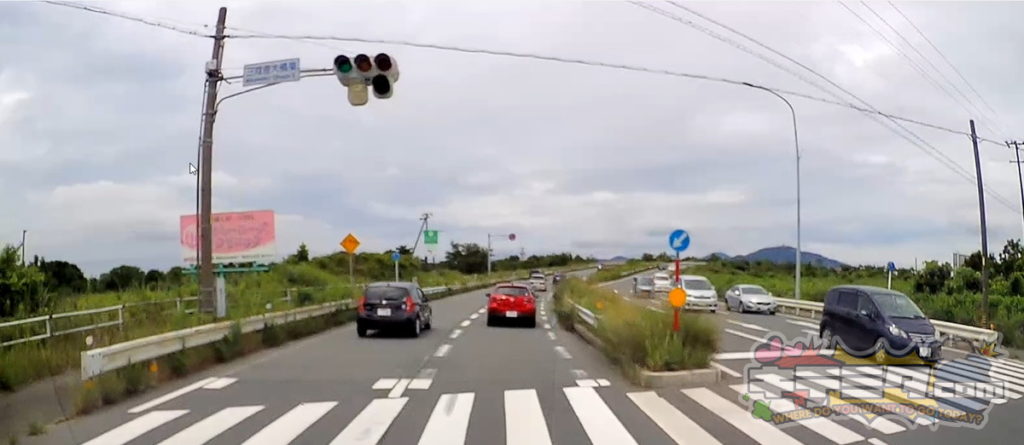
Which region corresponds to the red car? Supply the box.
[486,283,537,328]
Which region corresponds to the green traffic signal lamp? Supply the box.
[334,55,352,73]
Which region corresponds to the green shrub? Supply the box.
[119,363,152,395]
[214,323,243,362]
[74,382,102,415]
[167,351,189,377]
[297,290,314,306]
[261,322,284,347]
[8,434,19,445]
[97,373,125,404]
[27,421,45,436]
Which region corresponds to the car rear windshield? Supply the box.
[365,286,410,302]
[873,293,926,318]
[495,286,531,296]
[741,286,767,295]
[638,277,654,285]
[653,275,670,282]
[531,274,545,279]
[684,279,713,290]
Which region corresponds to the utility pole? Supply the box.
[20,230,26,267]
[410,212,432,253]
[1009,140,1024,242]
[198,7,228,314]
[970,120,990,326]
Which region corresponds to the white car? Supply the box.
[652,273,673,293]
[679,275,718,312]
[529,273,547,292]
[632,276,655,296]
[724,284,777,314]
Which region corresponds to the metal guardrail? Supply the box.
[0,305,125,347]
[774,297,1004,355]
[81,300,351,380]
[574,303,599,327]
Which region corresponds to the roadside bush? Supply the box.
[167,351,189,377]
[97,373,125,405]
[261,322,284,347]
[74,381,102,415]
[27,421,46,436]
[119,363,152,396]
[214,323,244,362]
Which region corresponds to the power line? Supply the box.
[855,2,1006,140]
[887,1,1010,133]
[652,1,1017,211]
[43,1,212,38]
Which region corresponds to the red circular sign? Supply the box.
[508,233,516,241]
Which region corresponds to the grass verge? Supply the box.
[554,277,719,380]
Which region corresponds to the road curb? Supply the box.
[636,367,720,388]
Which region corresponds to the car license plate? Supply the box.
[506,311,518,318]
[919,346,931,357]
[376,308,391,317]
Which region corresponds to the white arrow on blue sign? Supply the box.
[887,261,896,272]
[668,229,690,253]
[392,252,401,262]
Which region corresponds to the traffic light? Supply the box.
[332,53,399,106]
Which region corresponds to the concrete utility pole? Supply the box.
[20,230,26,267]
[969,120,990,326]
[198,7,228,314]
[1009,140,1024,242]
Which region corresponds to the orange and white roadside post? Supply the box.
[668,288,687,332]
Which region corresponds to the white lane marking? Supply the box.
[547,331,557,340]
[563,387,638,445]
[938,360,1024,397]
[786,319,819,329]
[434,344,452,357]
[970,355,1024,372]
[681,387,801,445]
[505,389,553,445]
[714,352,757,360]
[241,401,337,445]
[964,356,1024,380]
[726,319,768,332]
[541,315,548,321]
[882,365,996,408]
[576,379,598,387]
[544,323,552,329]
[868,439,888,445]
[596,379,611,387]
[571,369,588,378]
[470,313,480,320]
[330,398,408,445]
[388,378,412,398]
[202,377,237,390]
[372,378,399,390]
[128,377,218,413]
[409,378,433,390]
[711,361,742,378]
[820,369,935,426]
[731,384,864,444]
[477,308,486,314]
[460,320,471,327]
[628,391,721,445]
[449,329,463,339]
[82,410,189,445]
[725,328,766,342]
[555,346,572,359]
[417,393,475,445]
[791,370,905,433]
[156,406,263,445]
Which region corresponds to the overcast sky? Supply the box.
[2,1,1023,276]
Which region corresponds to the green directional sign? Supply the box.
[424,230,439,245]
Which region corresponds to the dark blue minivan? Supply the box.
[820,285,942,362]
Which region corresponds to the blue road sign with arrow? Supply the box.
[668,229,690,253]
[887,261,896,272]
[392,252,401,262]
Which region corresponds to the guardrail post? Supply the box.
[45,315,52,339]
[118,306,124,332]
[176,298,181,312]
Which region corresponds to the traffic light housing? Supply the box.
[333,53,399,106]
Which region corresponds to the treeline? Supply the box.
[915,239,1024,297]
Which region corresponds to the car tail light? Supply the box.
[357,296,366,313]
[404,295,417,312]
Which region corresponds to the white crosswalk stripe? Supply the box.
[330,398,407,445]
[156,406,263,445]
[505,389,553,445]
[240,401,336,445]
[682,387,802,445]
[627,391,721,445]
[418,392,475,445]
[730,384,864,444]
[82,410,189,445]
[564,386,638,445]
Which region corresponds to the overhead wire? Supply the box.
[42,1,212,38]
[887,1,1011,134]
[855,1,1007,140]
[651,1,1017,211]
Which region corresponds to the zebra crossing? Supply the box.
[79,354,1024,445]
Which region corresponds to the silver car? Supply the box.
[632,276,655,297]
[724,284,777,314]
[529,273,547,292]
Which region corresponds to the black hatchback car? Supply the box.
[820,285,941,362]
[357,282,432,338]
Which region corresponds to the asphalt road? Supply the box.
[22,269,1024,445]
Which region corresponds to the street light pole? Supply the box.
[20,230,26,267]
[743,82,802,300]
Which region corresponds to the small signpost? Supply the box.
[887,261,896,289]
[668,229,691,332]
[392,251,402,281]
[341,233,360,284]
[243,58,300,87]
[668,288,688,332]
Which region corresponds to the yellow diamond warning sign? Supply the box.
[341,233,360,254]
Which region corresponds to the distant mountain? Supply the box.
[703,252,733,261]
[738,246,846,269]
[598,255,632,264]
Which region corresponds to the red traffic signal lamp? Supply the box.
[509,233,516,241]
[333,53,399,106]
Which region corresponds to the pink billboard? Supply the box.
[180,210,276,264]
